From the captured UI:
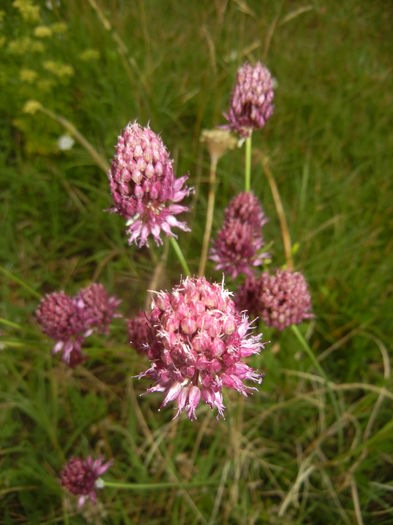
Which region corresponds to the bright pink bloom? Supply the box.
[257,270,313,330]
[35,291,88,366]
[210,192,269,278]
[108,122,192,247]
[60,456,112,508]
[76,283,121,335]
[237,270,313,330]
[127,311,150,353]
[210,219,268,278]
[224,191,268,231]
[140,276,265,420]
[224,62,274,137]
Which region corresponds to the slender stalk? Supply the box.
[39,106,109,173]
[244,133,252,192]
[169,237,191,276]
[102,480,218,490]
[291,324,343,451]
[262,158,294,270]
[0,266,41,299]
[199,155,218,276]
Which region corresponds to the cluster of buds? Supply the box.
[60,456,112,508]
[126,311,150,354]
[36,284,120,366]
[224,61,274,137]
[210,192,269,278]
[140,276,265,420]
[236,270,313,331]
[108,122,192,247]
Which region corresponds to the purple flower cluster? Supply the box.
[224,62,274,137]
[140,276,264,420]
[108,122,192,247]
[210,191,269,278]
[60,456,112,508]
[127,311,150,354]
[36,284,120,366]
[236,270,313,331]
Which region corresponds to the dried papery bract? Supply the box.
[35,291,88,366]
[108,121,192,247]
[224,62,274,138]
[140,276,265,420]
[60,456,112,508]
[127,311,150,354]
[76,283,121,335]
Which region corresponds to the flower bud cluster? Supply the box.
[210,192,268,278]
[224,62,274,137]
[36,284,120,366]
[60,456,112,508]
[140,276,264,419]
[108,122,192,247]
[236,270,313,331]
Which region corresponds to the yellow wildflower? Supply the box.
[20,68,38,83]
[13,0,40,22]
[79,49,100,61]
[23,100,42,114]
[34,26,52,38]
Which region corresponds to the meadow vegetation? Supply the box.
[0,1,392,523]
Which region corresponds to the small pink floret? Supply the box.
[60,455,112,508]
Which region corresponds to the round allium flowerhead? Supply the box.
[210,219,269,279]
[224,62,274,137]
[60,456,112,508]
[108,122,192,247]
[35,292,88,366]
[140,277,265,420]
[224,191,268,232]
[127,311,150,354]
[76,283,121,335]
[257,270,313,330]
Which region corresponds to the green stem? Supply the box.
[291,324,343,451]
[0,266,40,299]
[170,237,191,276]
[244,133,252,192]
[102,479,217,490]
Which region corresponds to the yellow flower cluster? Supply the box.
[34,26,52,38]
[20,68,38,83]
[12,0,40,22]
[43,61,74,78]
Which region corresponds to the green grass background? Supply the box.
[0,1,392,523]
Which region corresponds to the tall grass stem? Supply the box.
[169,237,191,276]
[199,155,218,276]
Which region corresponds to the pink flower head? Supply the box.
[35,291,88,366]
[76,283,121,335]
[127,311,150,354]
[224,62,274,137]
[60,456,112,508]
[224,191,268,232]
[256,270,313,330]
[108,121,192,247]
[140,276,265,420]
[210,219,268,279]
[210,192,268,278]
